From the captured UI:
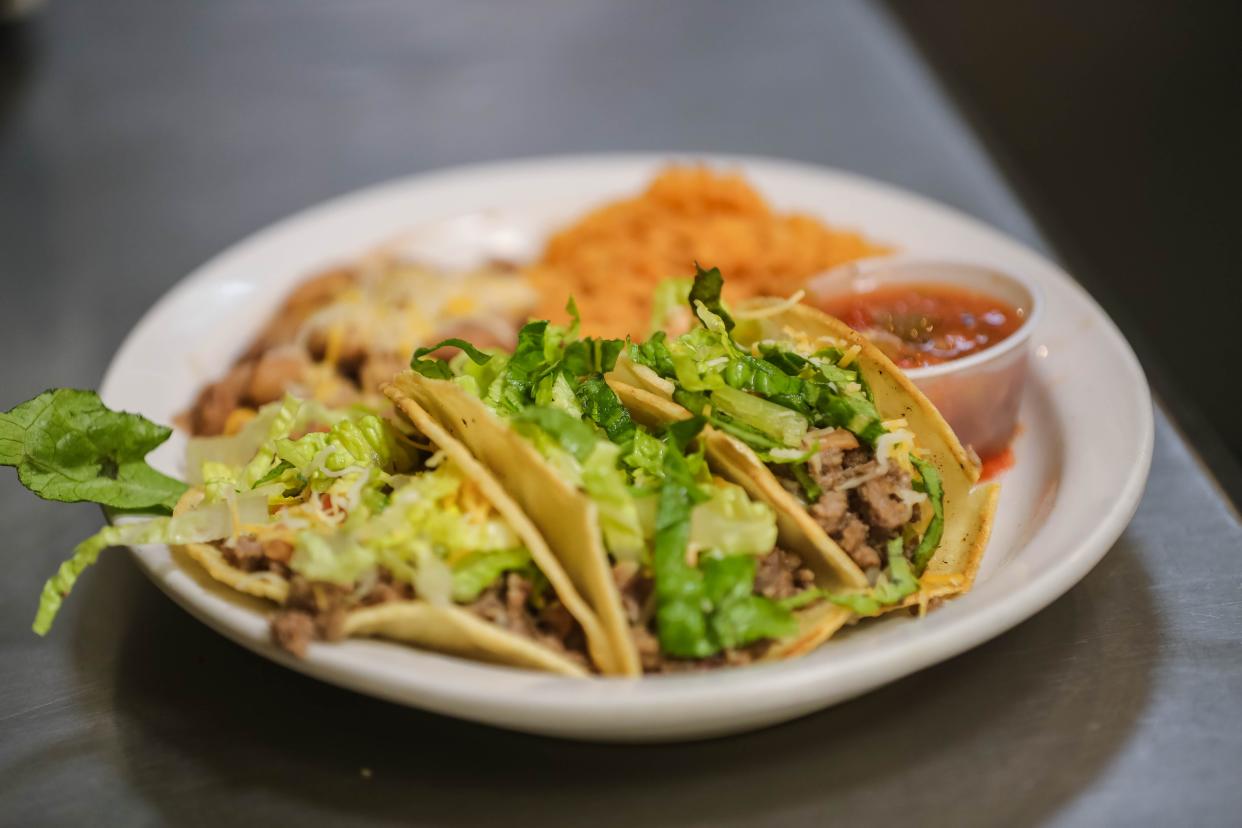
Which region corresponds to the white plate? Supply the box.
[100,154,1152,742]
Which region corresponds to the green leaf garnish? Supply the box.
[688,264,735,331]
[409,337,493,380]
[0,389,186,512]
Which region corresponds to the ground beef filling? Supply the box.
[779,445,919,574]
[270,571,414,657]
[614,547,816,674]
[220,534,294,577]
[266,564,588,666]
[466,572,589,668]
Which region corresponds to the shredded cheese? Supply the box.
[322,323,345,370]
[443,295,477,317]
[458,478,492,523]
[875,428,917,476]
[223,407,257,436]
[837,466,888,490]
[732,290,806,320]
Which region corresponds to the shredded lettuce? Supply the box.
[292,530,376,586]
[790,463,822,502]
[453,347,509,399]
[581,441,646,561]
[628,333,677,378]
[33,519,174,634]
[185,397,346,485]
[690,480,778,557]
[627,267,891,448]
[33,492,269,634]
[273,413,417,484]
[647,277,692,336]
[288,458,529,604]
[646,416,795,658]
[562,337,625,378]
[622,429,666,484]
[575,375,636,444]
[705,411,784,451]
[704,554,797,650]
[511,406,646,561]
[450,548,531,602]
[495,321,553,414]
[409,337,493,380]
[813,393,887,446]
[828,537,920,616]
[200,461,240,502]
[537,373,585,419]
[687,264,735,331]
[910,457,945,573]
[651,432,713,658]
[510,406,598,464]
[411,547,455,606]
[170,493,268,541]
[237,396,304,489]
[12,388,535,636]
[711,385,808,448]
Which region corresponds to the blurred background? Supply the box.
[889,1,1242,506]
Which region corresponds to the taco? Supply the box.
[607,267,998,615]
[19,390,607,676]
[386,307,876,676]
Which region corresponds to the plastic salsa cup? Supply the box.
[806,256,1042,462]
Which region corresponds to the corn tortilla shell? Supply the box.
[170,405,594,678]
[387,370,869,672]
[385,371,638,676]
[606,297,999,611]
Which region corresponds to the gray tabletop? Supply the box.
[2,2,1240,826]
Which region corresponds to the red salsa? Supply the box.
[979,446,1016,481]
[815,283,1024,369]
